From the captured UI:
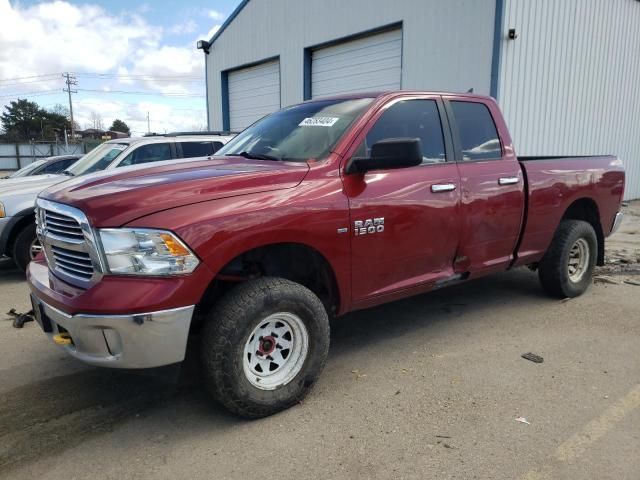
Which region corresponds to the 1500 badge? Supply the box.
[354,217,384,236]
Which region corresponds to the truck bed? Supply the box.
[514,155,625,267]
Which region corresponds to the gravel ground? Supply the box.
[0,202,638,480]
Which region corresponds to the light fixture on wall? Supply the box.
[197,40,210,54]
[508,28,518,40]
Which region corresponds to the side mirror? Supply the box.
[346,138,422,174]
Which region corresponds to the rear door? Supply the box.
[342,96,461,302]
[444,97,525,274]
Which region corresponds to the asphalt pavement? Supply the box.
[0,203,638,480]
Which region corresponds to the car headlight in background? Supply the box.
[98,228,199,275]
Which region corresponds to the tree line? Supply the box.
[0,98,130,142]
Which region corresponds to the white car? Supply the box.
[0,132,235,271]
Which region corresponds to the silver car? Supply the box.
[0,132,235,271]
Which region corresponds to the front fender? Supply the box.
[126,181,352,314]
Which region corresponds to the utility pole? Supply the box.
[147,111,151,134]
[62,72,78,140]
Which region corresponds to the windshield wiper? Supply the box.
[235,151,281,161]
[61,170,75,176]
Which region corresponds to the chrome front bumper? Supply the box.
[611,211,624,235]
[31,296,194,369]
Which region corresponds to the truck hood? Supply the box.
[41,157,310,226]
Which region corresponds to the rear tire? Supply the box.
[200,277,330,419]
[538,220,597,298]
[12,223,39,272]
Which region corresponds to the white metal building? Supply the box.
[202,0,640,199]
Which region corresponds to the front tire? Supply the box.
[538,220,597,298]
[12,223,40,272]
[200,277,330,419]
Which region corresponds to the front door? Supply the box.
[341,96,462,303]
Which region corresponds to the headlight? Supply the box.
[98,228,199,275]
[0,202,5,218]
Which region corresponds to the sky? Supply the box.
[0,0,242,136]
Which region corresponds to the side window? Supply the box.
[180,141,216,158]
[41,158,75,173]
[212,141,224,153]
[119,143,172,167]
[356,99,446,164]
[450,101,502,161]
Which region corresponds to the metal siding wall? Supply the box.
[499,0,640,200]
[207,0,495,130]
[311,29,402,98]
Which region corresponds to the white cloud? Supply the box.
[0,0,205,95]
[73,98,207,136]
[168,19,197,36]
[0,0,208,135]
[0,0,160,84]
[207,10,225,21]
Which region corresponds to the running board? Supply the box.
[434,272,470,289]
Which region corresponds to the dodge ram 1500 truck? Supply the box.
[27,91,625,418]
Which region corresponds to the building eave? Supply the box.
[207,0,251,47]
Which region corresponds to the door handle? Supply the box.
[498,177,520,186]
[431,183,457,193]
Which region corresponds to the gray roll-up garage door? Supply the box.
[311,28,402,99]
[228,59,281,130]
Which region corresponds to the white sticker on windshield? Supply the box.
[299,117,340,127]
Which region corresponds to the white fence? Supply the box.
[0,142,86,170]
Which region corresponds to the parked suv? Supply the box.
[2,155,82,179]
[0,132,235,271]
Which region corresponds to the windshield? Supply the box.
[215,98,374,162]
[66,142,128,175]
[9,159,46,178]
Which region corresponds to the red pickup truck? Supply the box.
[28,91,625,418]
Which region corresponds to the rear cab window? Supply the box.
[449,101,502,161]
[179,141,216,158]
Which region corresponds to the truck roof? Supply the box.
[304,90,495,103]
[103,133,235,146]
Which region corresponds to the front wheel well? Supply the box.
[193,243,340,332]
[5,213,35,258]
[561,198,604,266]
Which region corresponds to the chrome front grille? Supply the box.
[36,198,103,288]
[43,210,85,242]
[51,246,94,280]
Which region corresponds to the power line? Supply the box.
[0,90,61,98]
[0,73,60,83]
[0,78,64,88]
[0,89,204,99]
[0,72,205,83]
[76,72,203,80]
[77,88,204,97]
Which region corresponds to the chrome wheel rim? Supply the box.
[243,312,309,390]
[568,238,590,283]
[30,238,43,259]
